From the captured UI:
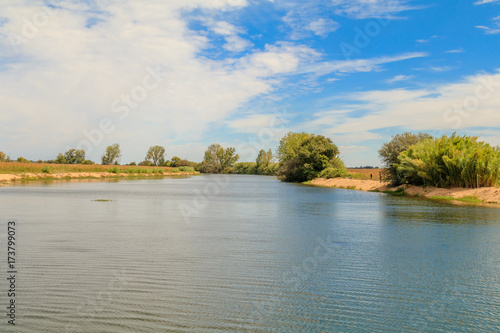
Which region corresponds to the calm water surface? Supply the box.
[0,175,499,332]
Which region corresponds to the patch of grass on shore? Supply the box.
[429,196,483,204]
[92,199,113,202]
[383,187,406,196]
[0,162,190,175]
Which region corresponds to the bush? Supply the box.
[276,132,345,182]
[41,166,52,174]
[397,134,500,188]
[379,132,432,185]
[178,166,195,172]
[318,167,348,179]
[109,166,120,174]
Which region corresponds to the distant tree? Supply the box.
[129,162,137,166]
[276,132,343,182]
[138,160,154,166]
[201,143,239,173]
[146,145,166,166]
[101,144,122,165]
[64,149,86,164]
[82,160,94,165]
[0,151,6,161]
[16,157,31,163]
[256,149,275,175]
[55,153,67,164]
[170,156,181,167]
[378,132,432,185]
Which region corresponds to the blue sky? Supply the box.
[1,0,499,166]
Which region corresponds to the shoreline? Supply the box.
[0,171,199,184]
[310,178,500,206]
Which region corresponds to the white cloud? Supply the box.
[445,48,464,53]
[476,16,500,34]
[306,18,339,37]
[330,0,420,19]
[474,0,500,5]
[0,0,313,162]
[294,52,428,76]
[304,70,500,139]
[386,74,414,83]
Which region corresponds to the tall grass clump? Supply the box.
[178,166,195,172]
[396,134,500,188]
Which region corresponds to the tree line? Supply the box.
[2,131,498,188]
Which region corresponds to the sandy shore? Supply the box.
[310,178,500,205]
[0,171,198,184]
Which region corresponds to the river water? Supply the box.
[0,175,499,332]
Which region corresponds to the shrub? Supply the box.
[41,165,52,174]
[109,166,120,174]
[396,134,500,188]
[318,167,348,179]
[379,132,433,185]
[178,166,195,172]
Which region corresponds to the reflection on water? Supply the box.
[0,175,499,332]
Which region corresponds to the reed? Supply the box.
[396,134,500,188]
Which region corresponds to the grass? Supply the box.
[92,199,113,202]
[429,196,483,204]
[347,168,385,181]
[0,162,196,175]
[383,187,406,196]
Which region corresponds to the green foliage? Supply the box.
[16,157,31,163]
[146,145,166,166]
[178,166,195,172]
[101,143,122,165]
[129,162,137,166]
[138,160,154,166]
[170,156,181,167]
[256,149,276,175]
[54,153,67,164]
[109,166,120,174]
[41,165,52,174]
[201,143,239,173]
[231,162,258,175]
[379,132,433,185]
[64,149,86,164]
[0,151,6,161]
[276,132,344,182]
[396,134,500,188]
[318,167,348,179]
[430,196,483,204]
[383,187,406,196]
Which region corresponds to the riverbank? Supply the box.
[310,178,500,205]
[0,170,199,184]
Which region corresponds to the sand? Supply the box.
[310,178,500,205]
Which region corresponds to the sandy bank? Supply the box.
[310,178,500,205]
[0,171,198,184]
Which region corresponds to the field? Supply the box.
[0,162,184,174]
[347,168,386,181]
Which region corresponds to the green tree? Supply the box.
[55,153,67,164]
[256,149,275,175]
[101,144,122,165]
[378,132,432,185]
[64,149,86,164]
[201,143,239,173]
[16,157,31,163]
[170,156,181,167]
[146,145,166,166]
[276,132,343,182]
[0,151,6,161]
